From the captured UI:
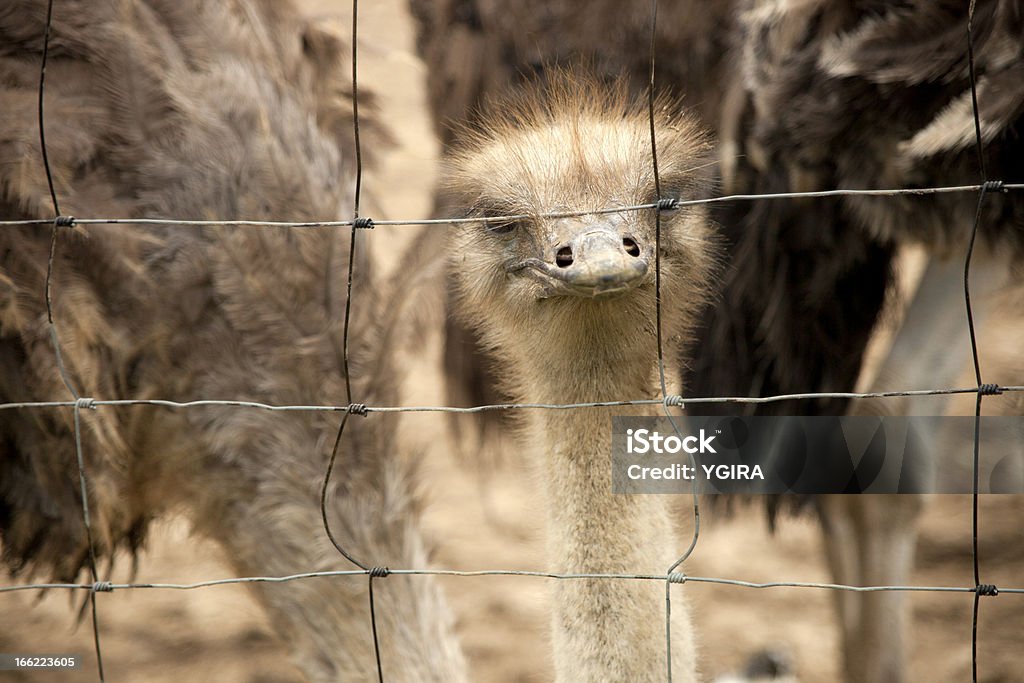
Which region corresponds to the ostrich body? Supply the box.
[0,2,468,680]
[715,5,1024,681]
[446,77,715,682]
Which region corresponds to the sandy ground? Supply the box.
[2,1,1023,682]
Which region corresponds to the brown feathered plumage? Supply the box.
[1,0,368,584]
[0,2,466,680]
[691,0,1024,409]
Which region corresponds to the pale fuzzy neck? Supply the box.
[525,372,698,682]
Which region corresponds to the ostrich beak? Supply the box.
[561,228,649,295]
[509,224,651,298]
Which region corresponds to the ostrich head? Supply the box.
[446,74,717,393]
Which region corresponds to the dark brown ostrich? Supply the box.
[0,1,467,681]
[408,0,1024,681]
[717,5,1023,680]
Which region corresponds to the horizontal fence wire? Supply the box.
[2,183,1022,229]
[3,386,1024,414]
[4,0,1020,680]
[2,571,1023,596]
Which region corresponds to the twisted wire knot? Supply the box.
[92,581,114,593]
[664,395,685,408]
[75,397,97,410]
[656,198,679,212]
[981,180,1005,193]
[368,566,391,579]
[348,403,368,416]
[667,572,687,584]
[54,215,76,227]
[975,584,999,596]
[978,383,1003,396]
[353,217,375,230]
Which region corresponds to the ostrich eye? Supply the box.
[484,218,519,235]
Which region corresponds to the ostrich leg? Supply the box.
[822,253,1010,683]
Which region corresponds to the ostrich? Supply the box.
[0,1,468,681]
[411,0,1024,680]
[710,4,1024,680]
[445,74,716,682]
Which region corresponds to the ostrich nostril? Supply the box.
[555,245,574,268]
[623,237,640,257]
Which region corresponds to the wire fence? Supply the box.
[1,0,1021,681]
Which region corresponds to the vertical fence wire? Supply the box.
[963,2,1001,681]
[643,0,702,679]
[316,0,390,680]
[35,0,106,679]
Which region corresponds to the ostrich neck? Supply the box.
[518,342,695,681]
[520,339,676,573]
[534,398,676,577]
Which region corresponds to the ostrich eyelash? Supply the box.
[464,201,521,235]
[475,207,521,234]
[485,219,519,235]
